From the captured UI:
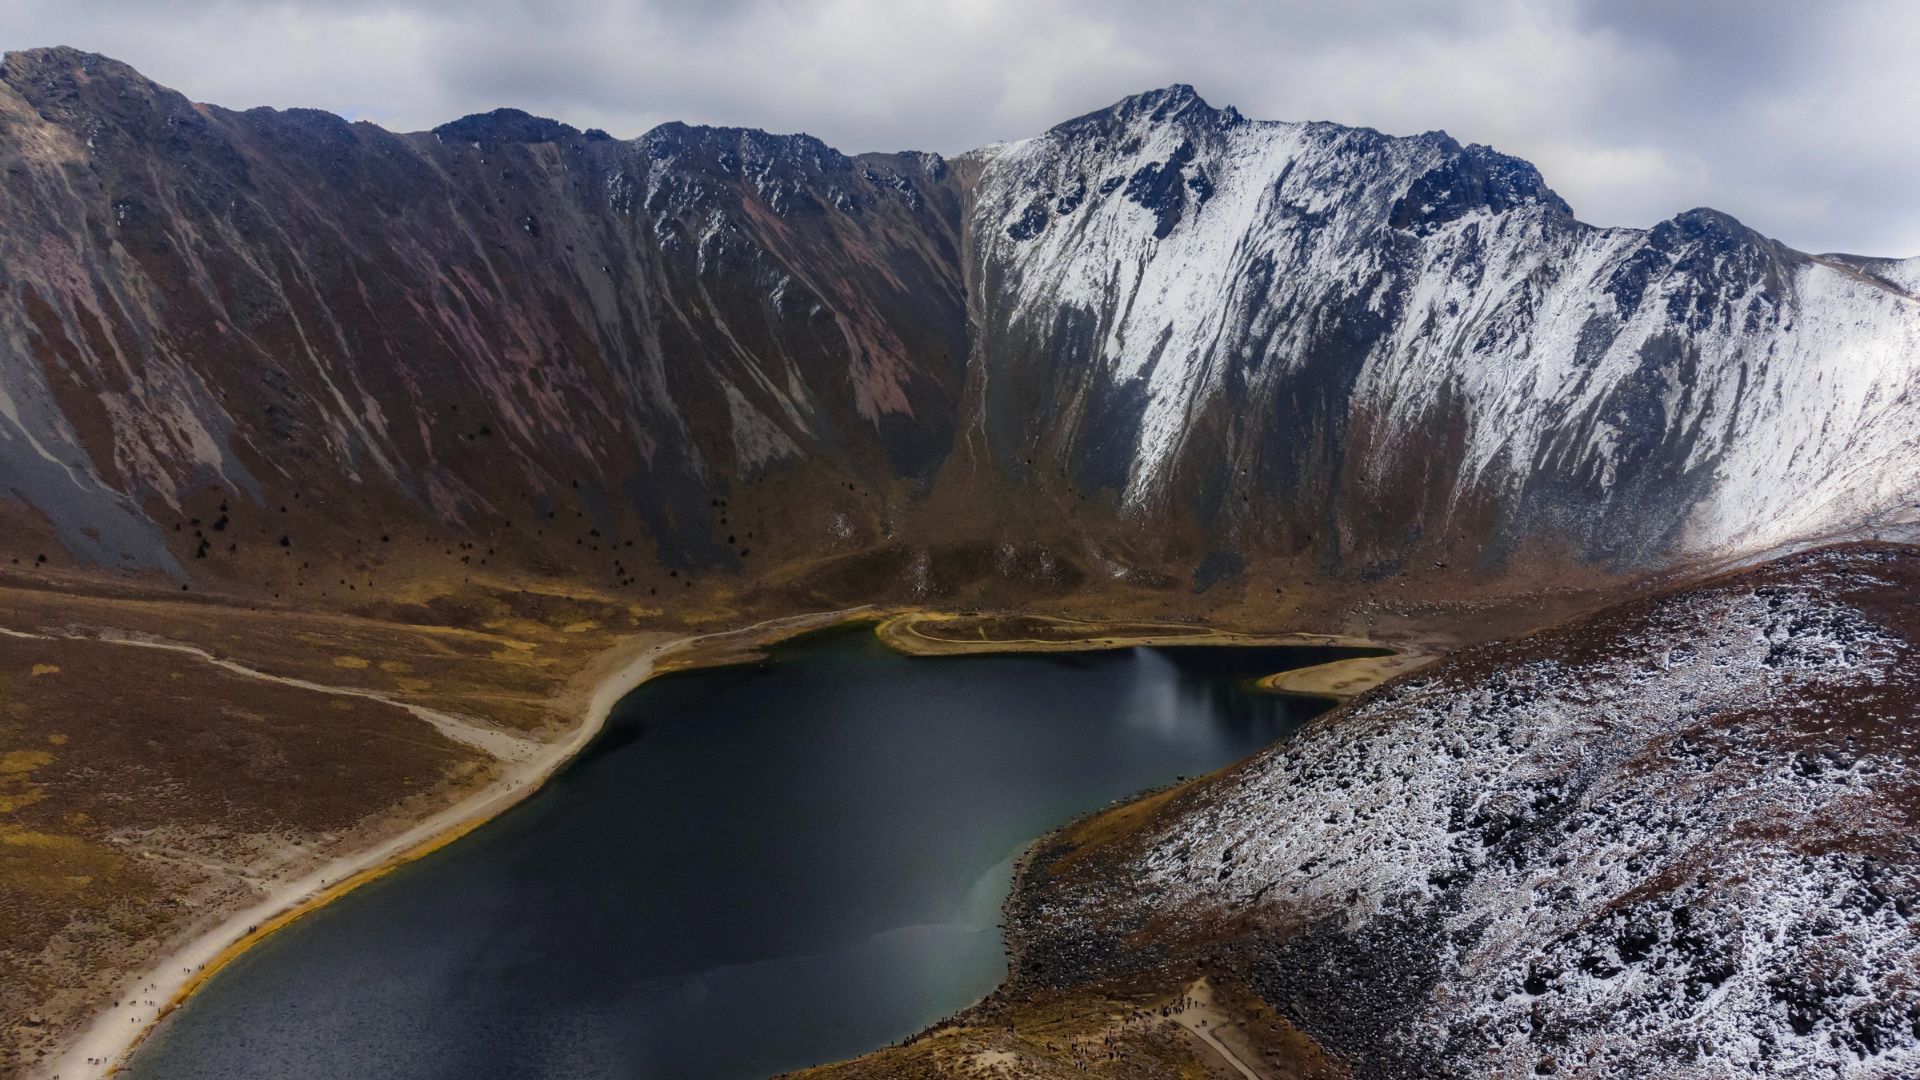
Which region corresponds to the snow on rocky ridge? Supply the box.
[1014,543,1920,1077]
[971,87,1920,566]
[5,52,1920,586]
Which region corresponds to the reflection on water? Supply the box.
[130,627,1355,1080]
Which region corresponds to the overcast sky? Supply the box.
[6,0,1917,256]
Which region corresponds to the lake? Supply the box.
[128,625,1353,1079]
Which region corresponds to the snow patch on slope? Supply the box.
[1087,546,1920,1077]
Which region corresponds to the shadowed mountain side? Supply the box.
[3,48,1919,612]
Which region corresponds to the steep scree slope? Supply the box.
[2,52,1919,598]
[1012,543,1920,1078]
[0,47,967,585]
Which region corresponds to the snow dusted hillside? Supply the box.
[3,53,1918,594]
[1014,543,1920,1077]
[971,87,1920,568]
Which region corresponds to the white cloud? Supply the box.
[1526,142,1711,228]
[3,0,1915,254]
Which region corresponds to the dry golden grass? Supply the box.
[876,611,1372,658]
[0,629,494,1073]
[0,576,863,1075]
[1253,652,1437,700]
[0,580,674,736]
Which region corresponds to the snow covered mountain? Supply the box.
[968,86,1920,573]
[2,49,1918,597]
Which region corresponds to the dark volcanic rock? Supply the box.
[1011,543,1920,1078]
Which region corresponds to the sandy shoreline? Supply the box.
[875,610,1377,658]
[1254,651,1437,700]
[39,607,866,1080]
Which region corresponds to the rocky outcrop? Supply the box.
[1012,543,1920,1077]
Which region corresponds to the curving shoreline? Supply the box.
[43,605,1398,1079]
[874,610,1376,658]
[1253,650,1437,701]
[41,608,869,1080]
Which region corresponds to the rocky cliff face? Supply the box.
[0,47,967,589]
[3,50,1918,600]
[968,86,1920,575]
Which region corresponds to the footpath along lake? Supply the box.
[128,625,1362,1079]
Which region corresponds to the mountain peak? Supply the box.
[1134,83,1203,106]
[1050,83,1242,139]
[432,108,600,144]
[1388,142,1574,234]
[2,46,150,94]
[3,44,125,78]
[2,45,204,140]
[1108,83,1210,120]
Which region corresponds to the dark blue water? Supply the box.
[129,626,1350,1079]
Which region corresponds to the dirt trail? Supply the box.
[1172,978,1263,1079]
[0,622,538,759]
[35,607,865,1080]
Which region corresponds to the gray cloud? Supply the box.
[4,0,1915,255]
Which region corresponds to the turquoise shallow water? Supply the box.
[129,626,1350,1079]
